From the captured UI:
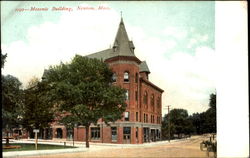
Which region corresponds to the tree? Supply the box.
[162,116,175,140]
[162,108,194,139]
[22,77,55,138]
[43,55,127,148]
[190,93,216,134]
[2,51,24,137]
[206,93,216,133]
[190,112,202,135]
[2,75,23,136]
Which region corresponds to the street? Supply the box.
[22,135,214,158]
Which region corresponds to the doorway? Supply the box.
[143,128,150,142]
[123,127,131,144]
[56,128,63,139]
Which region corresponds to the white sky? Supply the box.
[1,1,246,119]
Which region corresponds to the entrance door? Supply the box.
[56,128,63,139]
[67,128,73,140]
[143,128,149,142]
[150,129,156,142]
[123,127,131,144]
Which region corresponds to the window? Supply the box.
[151,94,155,111]
[143,91,148,105]
[135,73,138,83]
[125,111,130,121]
[91,127,100,140]
[157,97,160,107]
[126,90,129,100]
[124,72,129,82]
[144,113,146,122]
[136,127,138,139]
[135,91,138,101]
[111,127,117,141]
[140,112,141,122]
[112,73,117,82]
[146,114,148,123]
[123,127,131,140]
[124,127,131,134]
[136,112,138,121]
[151,94,154,106]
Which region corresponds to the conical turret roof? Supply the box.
[113,18,135,56]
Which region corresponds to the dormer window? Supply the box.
[124,71,129,82]
[129,41,135,53]
[113,40,118,52]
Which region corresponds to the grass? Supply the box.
[2,143,77,152]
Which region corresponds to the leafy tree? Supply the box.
[162,109,194,139]
[206,93,216,133]
[162,116,175,140]
[22,77,55,138]
[2,52,23,137]
[190,93,216,134]
[190,112,202,134]
[209,93,216,109]
[2,75,23,136]
[43,55,127,148]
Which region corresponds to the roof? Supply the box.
[112,18,135,57]
[139,61,150,73]
[86,49,113,61]
[140,78,164,93]
[85,18,150,73]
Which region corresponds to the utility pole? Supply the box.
[167,105,171,142]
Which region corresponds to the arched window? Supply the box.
[135,73,138,83]
[151,94,154,106]
[112,73,117,82]
[143,91,148,105]
[124,71,129,82]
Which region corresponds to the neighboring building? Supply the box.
[49,18,164,144]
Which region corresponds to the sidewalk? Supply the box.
[3,137,195,158]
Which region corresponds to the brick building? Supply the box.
[50,18,164,144]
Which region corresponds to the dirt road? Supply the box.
[23,136,211,158]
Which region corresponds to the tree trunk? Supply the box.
[85,125,90,148]
[6,131,10,146]
[72,127,74,146]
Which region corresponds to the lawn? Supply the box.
[2,143,77,152]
